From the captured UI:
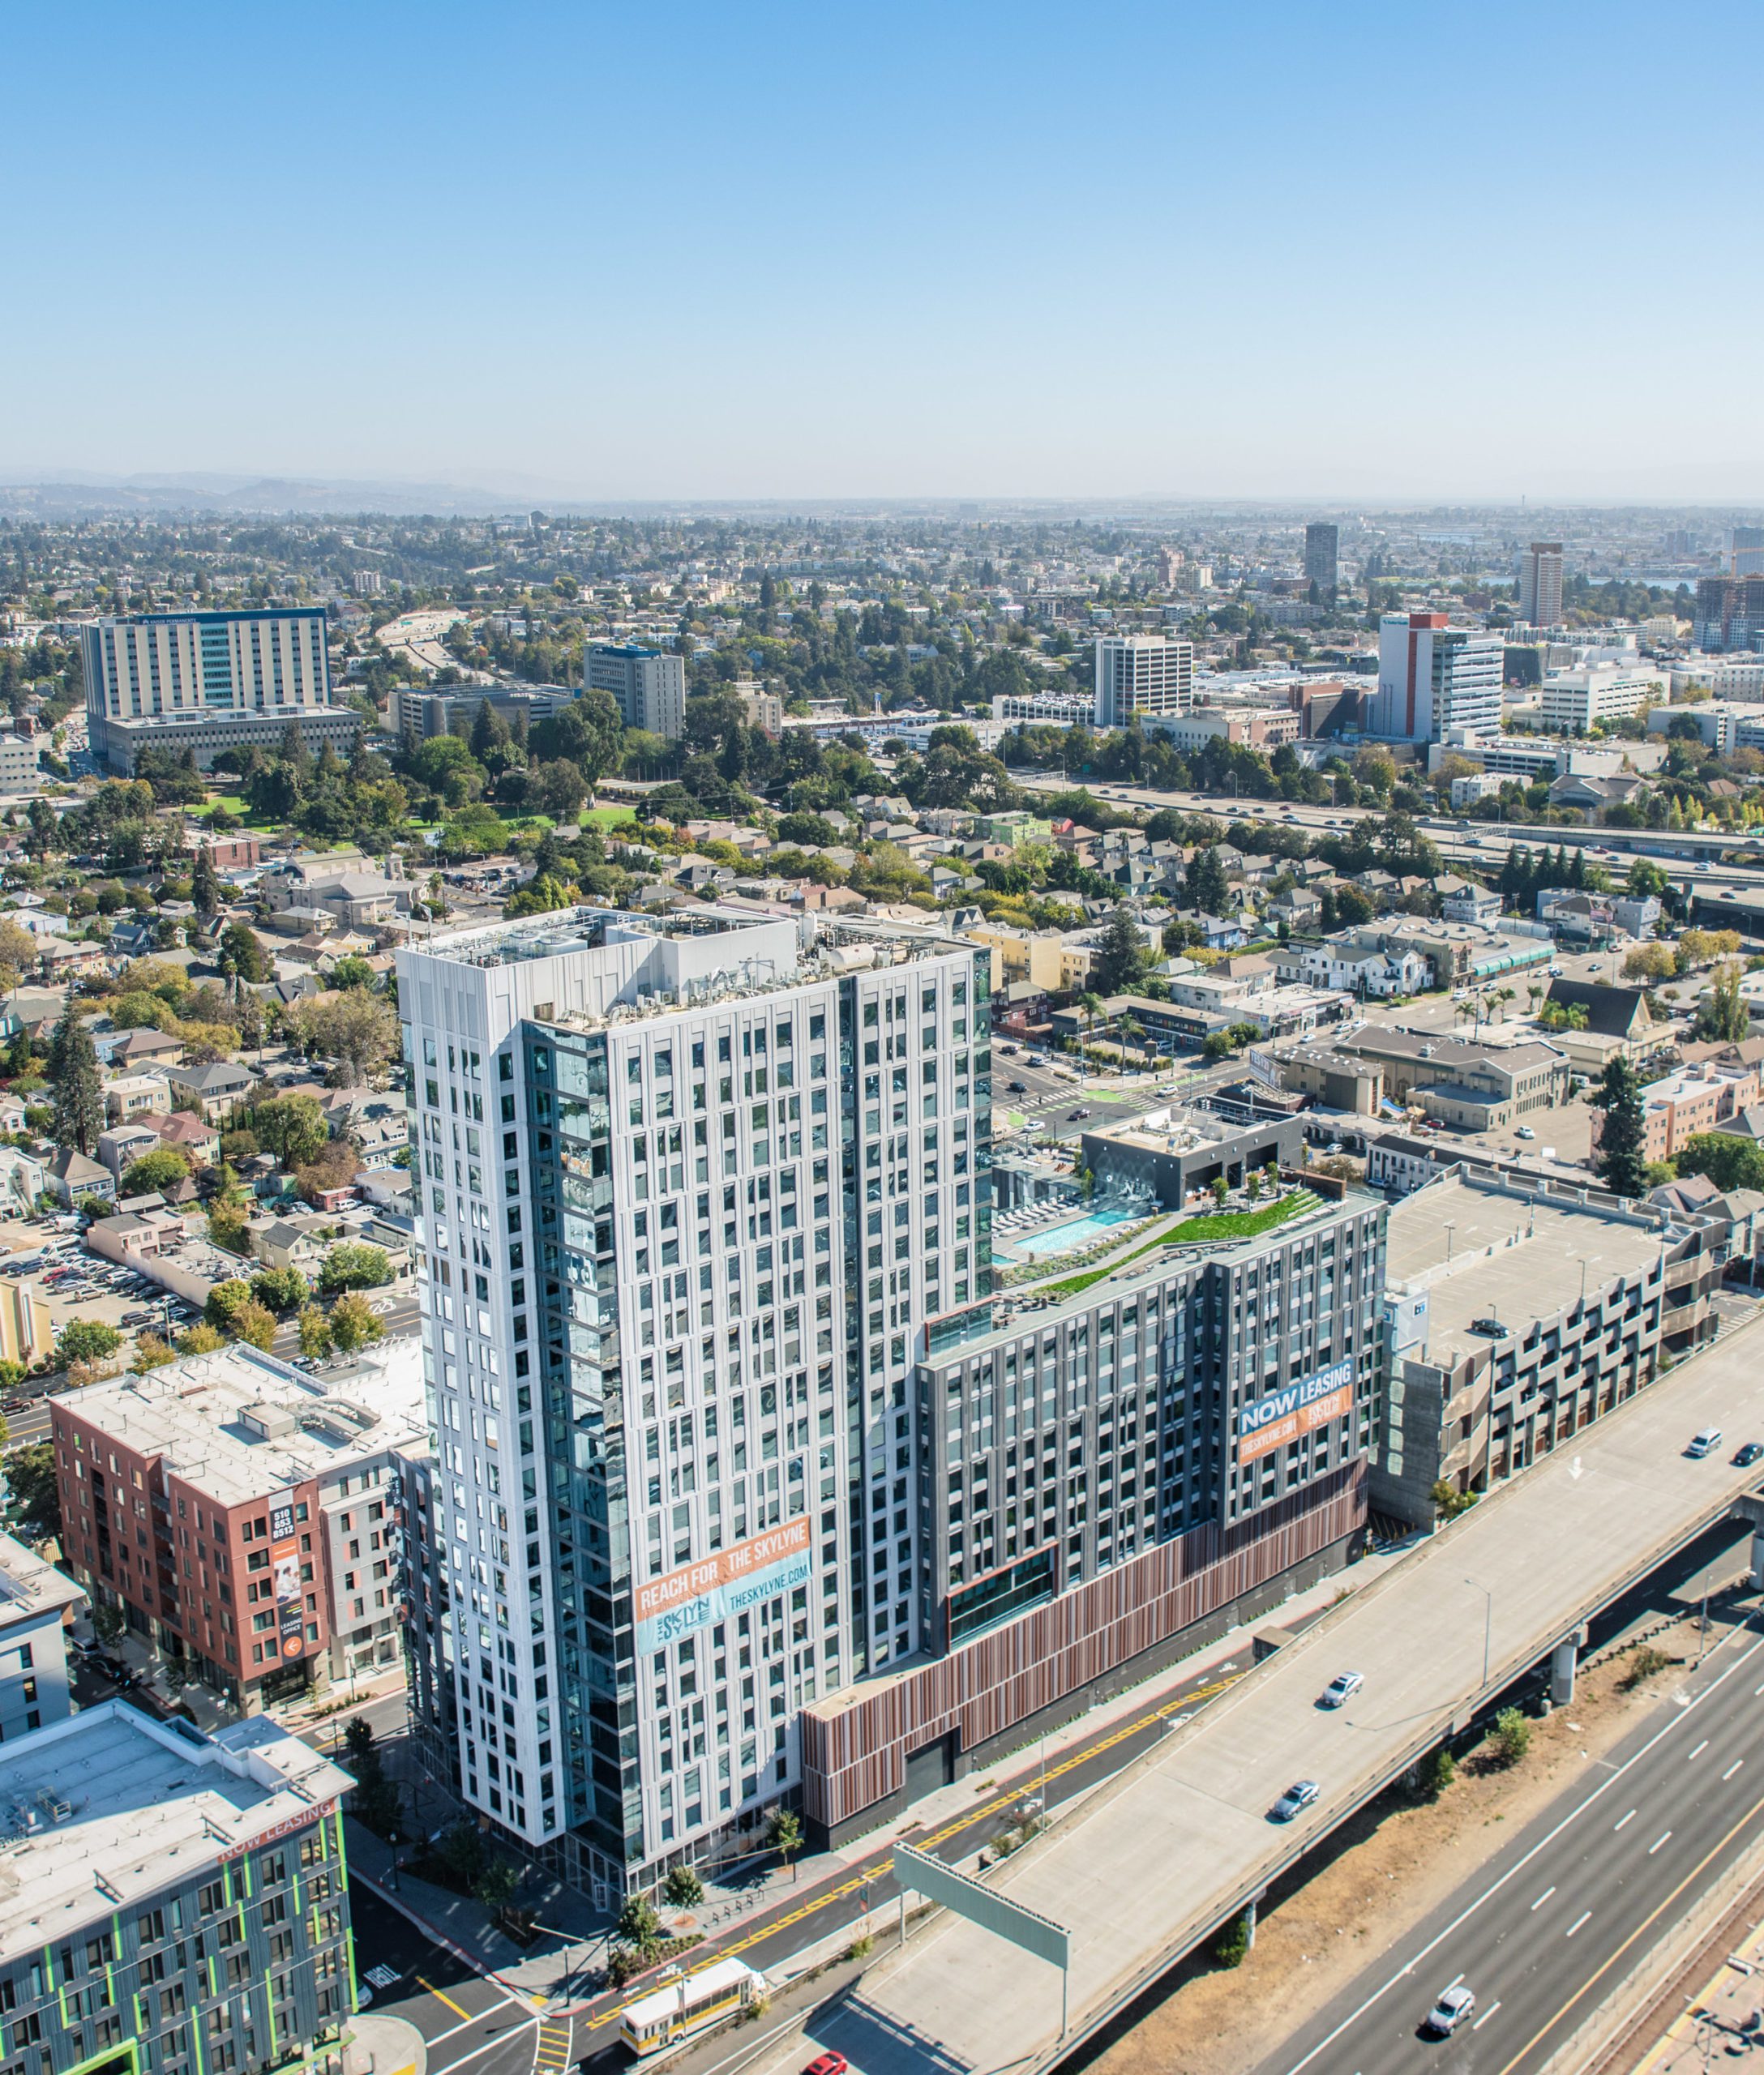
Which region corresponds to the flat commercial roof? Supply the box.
[56,1338,426,1507]
[1387,1174,1663,1367]
[0,1701,349,1962]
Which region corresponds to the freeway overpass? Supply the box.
[1014,772,1764,889]
[754,1314,1764,2075]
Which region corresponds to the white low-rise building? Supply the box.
[1538,662,1663,734]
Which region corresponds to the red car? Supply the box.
[802,2056,848,2075]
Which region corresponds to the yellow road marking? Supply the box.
[417,1975,473,2019]
[1496,1785,1764,2075]
[580,1666,1244,2031]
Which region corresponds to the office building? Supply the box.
[731,680,784,737]
[1538,661,1661,734]
[0,1700,353,2075]
[0,1532,82,1743]
[1093,635,1194,728]
[53,1341,427,1710]
[1304,522,1339,593]
[391,682,577,742]
[81,608,360,776]
[1732,527,1764,578]
[396,906,991,1896]
[587,643,687,738]
[1517,542,1565,627]
[1370,612,1503,743]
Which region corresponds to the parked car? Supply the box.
[1424,1986,1476,2036]
[1688,1428,1723,1459]
[1516,1125,1536,1140]
[1318,1671,1363,1709]
[1269,1779,1320,1821]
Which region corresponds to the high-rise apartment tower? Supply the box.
[586,644,687,738]
[1517,542,1565,626]
[1304,523,1339,593]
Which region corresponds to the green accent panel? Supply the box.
[63,2043,141,2075]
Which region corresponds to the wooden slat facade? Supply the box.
[803,1461,1364,1829]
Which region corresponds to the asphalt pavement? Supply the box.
[1252,1607,1764,2075]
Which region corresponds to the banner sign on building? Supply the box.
[1247,1046,1281,1091]
[269,1491,306,1660]
[1238,1358,1354,1466]
[636,1516,812,1654]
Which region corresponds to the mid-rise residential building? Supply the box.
[1517,542,1565,627]
[1143,706,1299,751]
[1371,613,1503,743]
[802,1183,1387,1845]
[587,643,687,738]
[53,1341,426,1709]
[81,608,360,776]
[1093,635,1193,728]
[0,1700,354,2075]
[0,1531,82,1742]
[1626,1056,1762,1162]
[1304,522,1339,593]
[730,679,785,736]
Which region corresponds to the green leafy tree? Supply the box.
[662,1867,704,1908]
[57,1318,122,1367]
[191,845,221,916]
[1592,1056,1647,1199]
[229,1298,277,1350]
[204,1278,255,1332]
[239,1094,330,1170]
[1673,1133,1764,1193]
[318,1243,392,1294]
[250,1267,310,1316]
[297,1306,332,1359]
[473,1859,520,1922]
[767,1807,804,1881]
[119,1148,193,1198]
[1185,845,1231,915]
[47,1003,103,1156]
[1693,960,1751,1044]
[615,1893,662,1953]
[327,1291,384,1353]
[131,1333,178,1372]
[328,956,376,992]
[176,1322,227,1355]
[4,1443,59,1537]
[1090,904,1149,998]
[1489,1707,1532,1768]
[220,921,268,983]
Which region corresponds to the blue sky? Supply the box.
[6,2,1760,501]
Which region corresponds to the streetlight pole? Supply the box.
[1466,1578,1492,1690]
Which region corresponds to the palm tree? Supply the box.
[1496,986,1516,1023]
[1077,991,1104,1076]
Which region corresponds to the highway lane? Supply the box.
[1254,1611,1764,2075]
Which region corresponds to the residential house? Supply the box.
[95,1027,185,1070]
[1547,771,1646,819]
[1540,979,1666,1075]
[103,1069,172,1122]
[1275,939,1429,998]
[47,1149,114,1209]
[139,1110,222,1165]
[161,1059,255,1122]
[1440,880,1501,926]
[96,1123,165,1184]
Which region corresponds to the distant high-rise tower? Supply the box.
[1304,523,1338,593]
[586,642,687,738]
[1093,635,1193,728]
[1518,543,1564,627]
[1731,527,1764,578]
[1157,545,1184,588]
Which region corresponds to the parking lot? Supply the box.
[0,1217,203,1397]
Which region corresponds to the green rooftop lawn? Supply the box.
[1035,1189,1316,1300]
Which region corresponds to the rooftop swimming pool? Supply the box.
[1004,1204,1146,1261]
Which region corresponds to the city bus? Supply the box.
[617,1957,767,2057]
